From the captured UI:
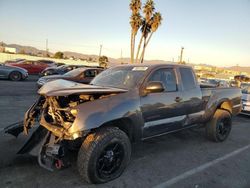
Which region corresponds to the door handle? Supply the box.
[175,97,182,102]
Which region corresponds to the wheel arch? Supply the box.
[217,100,233,115]
[97,118,135,142]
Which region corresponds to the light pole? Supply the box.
[179,47,184,64]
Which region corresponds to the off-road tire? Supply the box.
[77,127,131,184]
[9,71,22,81]
[206,109,232,142]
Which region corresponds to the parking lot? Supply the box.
[0,77,250,188]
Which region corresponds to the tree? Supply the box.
[99,55,109,63]
[129,0,163,64]
[54,51,64,59]
[19,49,26,54]
[99,55,109,68]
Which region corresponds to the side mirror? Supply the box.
[144,81,165,94]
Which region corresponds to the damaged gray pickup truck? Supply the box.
[5,64,242,184]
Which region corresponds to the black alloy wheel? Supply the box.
[96,142,125,179]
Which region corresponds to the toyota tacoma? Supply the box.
[5,64,242,184]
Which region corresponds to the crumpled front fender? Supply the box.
[67,90,141,134]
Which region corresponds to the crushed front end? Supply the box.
[4,78,125,171]
[5,94,94,170]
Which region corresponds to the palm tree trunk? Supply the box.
[140,37,147,63]
[135,35,144,63]
[132,33,136,64]
[145,32,154,47]
[139,32,154,63]
[130,32,134,64]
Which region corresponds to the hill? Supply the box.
[1,42,249,72]
[226,66,250,75]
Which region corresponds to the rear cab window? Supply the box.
[179,67,197,90]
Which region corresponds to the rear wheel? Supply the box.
[9,71,22,81]
[77,127,131,184]
[206,109,232,142]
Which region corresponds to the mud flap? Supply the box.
[4,121,24,137]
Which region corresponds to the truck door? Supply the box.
[178,67,205,124]
[140,67,187,138]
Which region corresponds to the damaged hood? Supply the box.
[38,79,128,96]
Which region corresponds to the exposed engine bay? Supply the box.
[24,93,116,139]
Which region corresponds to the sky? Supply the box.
[0,0,250,66]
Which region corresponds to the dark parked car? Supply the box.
[5,64,241,184]
[6,60,55,74]
[40,64,87,76]
[0,63,28,81]
[55,62,65,67]
[37,67,103,88]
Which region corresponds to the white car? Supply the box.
[241,86,250,115]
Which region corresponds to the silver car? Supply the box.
[241,85,250,115]
[0,63,28,81]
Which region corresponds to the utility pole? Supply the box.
[179,47,184,64]
[46,39,49,57]
[120,49,123,64]
[99,44,103,58]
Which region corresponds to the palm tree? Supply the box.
[129,0,141,14]
[143,0,155,23]
[129,0,162,64]
[135,0,155,63]
[139,12,162,63]
[129,0,142,64]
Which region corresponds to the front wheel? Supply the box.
[9,71,22,81]
[206,109,232,142]
[77,127,131,184]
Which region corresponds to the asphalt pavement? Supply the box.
[0,76,250,188]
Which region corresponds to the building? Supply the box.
[4,47,18,54]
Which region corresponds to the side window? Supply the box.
[179,68,196,90]
[84,70,97,78]
[149,68,177,92]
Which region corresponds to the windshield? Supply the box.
[91,66,147,89]
[64,68,83,77]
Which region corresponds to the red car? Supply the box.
[6,60,55,74]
